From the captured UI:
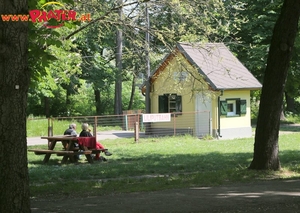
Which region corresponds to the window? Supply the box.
[226,100,236,116]
[159,94,182,113]
[220,99,246,116]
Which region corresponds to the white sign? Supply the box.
[142,113,171,123]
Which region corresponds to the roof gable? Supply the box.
[176,42,262,90]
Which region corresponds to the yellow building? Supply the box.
[142,43,262,139]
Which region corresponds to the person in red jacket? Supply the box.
[79,123,112,161]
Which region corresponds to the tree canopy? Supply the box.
[27,0,243,117]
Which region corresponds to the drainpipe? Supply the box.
[217,90,224,138]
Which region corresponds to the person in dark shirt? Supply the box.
[79,123,92,137]
[79,123,112,161]
[63,123,79,160]
[64,123,77,136]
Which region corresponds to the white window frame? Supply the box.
[226,100,236,116]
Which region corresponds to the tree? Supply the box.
[63,0,240,115]
[226,0,282,82]
[249,0,300,170]
[114,0,123,115]
[227,0,300,115]
[0,1,31,212]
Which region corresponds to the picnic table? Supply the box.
[28,136,102,164]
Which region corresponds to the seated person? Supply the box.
[63,123,79,160]
[64,123,78,136]
[79,123,112,161]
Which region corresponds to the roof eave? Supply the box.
[216,87,262,91]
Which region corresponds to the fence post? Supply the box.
[48,118,53,136]
[134,122,139,142]
[125,115,128,131]
[209,111,212,137]
[94,116,97,140]
[173,113,176,136]
[140,113,143,130]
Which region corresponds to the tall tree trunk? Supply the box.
[128,75,136,110]
[285,92,295,112]
[66,86,71,105]
[94,88,101,115]
[0,1,31,212]
[44,96,50,118]
[249,0,300,170]
[114,0,123,115]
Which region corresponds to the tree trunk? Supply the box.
[114,0,123,115]
[128,75,136,110]
[280,108,286,121]
[285,92,295,112]
[66,86,71,105]
[94,88,101,115]
[0,1,31,212]
[249,0,300,170]
[44,96,50,118]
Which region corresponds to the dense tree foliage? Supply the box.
[27,0,241,117]
[227,0,300,114]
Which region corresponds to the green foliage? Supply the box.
[26,0,250,117]
[28,133,300,197]
[68,81,96,116]
[227,0,282,82]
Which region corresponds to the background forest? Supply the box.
[27,0,300,118]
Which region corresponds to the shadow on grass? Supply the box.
[29,149,300,213]
[252,123,300,133]
[28,149,300,181]
[279,125,300,133]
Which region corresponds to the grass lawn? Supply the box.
[28,132,300,198]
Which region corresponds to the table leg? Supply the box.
[85,153,94,163]
[62,139,76,163]
[43,140,57,163]
[81,146,94,163]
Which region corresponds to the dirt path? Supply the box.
[31,179,300,213]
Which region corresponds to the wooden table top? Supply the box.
[41,136,78,140]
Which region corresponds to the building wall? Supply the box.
[148,52,253,139]
[216,90,253,139]
[149,52,210,133]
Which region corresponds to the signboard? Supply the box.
[142,113,171,123]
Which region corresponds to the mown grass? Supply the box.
[28,132,300,198]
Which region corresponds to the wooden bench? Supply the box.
[28,149,92,155]
[28,149,74,155]
[28,149,94,163]
[56,150,92,156]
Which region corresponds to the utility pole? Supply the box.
[145,3,150,113]
[115,0,123,115]
[145,3,151,134]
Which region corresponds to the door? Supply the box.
[195,94,212,138]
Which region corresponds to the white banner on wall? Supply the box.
[142,113,171,123]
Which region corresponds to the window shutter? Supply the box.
[159,95,168,113]
[176,96,182,112]
[236,99,241,115]
[220,101,227,115]
[240,100,247,114]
